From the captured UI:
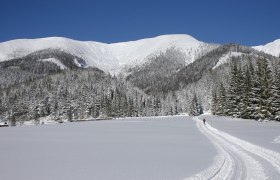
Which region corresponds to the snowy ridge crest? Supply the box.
[0,34,214,74]
[253,39,280,57]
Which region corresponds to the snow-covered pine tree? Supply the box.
[240,62,253,119]
[34,105,40,124]
[211,89,218,115]
[189,93,202,116]
[153,96,161,116]
[270,64,280,121]
[247,59,262,119]
[189,97,196,116]
[216,83,227,116]
[52,100,59,120]
[227,59,242,117]
[257,58,273,120]
[172,92,179,115]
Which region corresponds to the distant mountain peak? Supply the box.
[142,34,199,42]
[253,39,280,57]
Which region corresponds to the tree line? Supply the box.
[212,57,280,121]
[0,69,187,125]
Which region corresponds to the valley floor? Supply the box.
[0,115,279,179]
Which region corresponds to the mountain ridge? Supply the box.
[0,34,279,75]
[1,35,280,123]
[0,34,216,73]
[253,39,280,57]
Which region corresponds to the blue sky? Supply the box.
[0,0,279,45]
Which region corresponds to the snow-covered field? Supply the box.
[0,115,279,180]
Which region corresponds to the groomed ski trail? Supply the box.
[185,117,280,180]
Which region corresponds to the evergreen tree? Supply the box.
[189,93,202,116]
[270,66,280,120]
[227,60,242,117]
[67,106,74,122]
[211,89,218,115]
[256,58,273,119]
[240,63,253,119]
[216,83,227,115]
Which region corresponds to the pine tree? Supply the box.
[189,93,202,116]
[172,92,178,115]
[216,83,227,115]
[67,106,74,122]
[247,61,261,119]
[270,66,280,121]
[53,100,59,120]
[189,95,197,116]
[153,96,161,116]
[227,60,242,117]
[211,89,218,115]
[34,105,40,125]
[240,63,253,119]
[256,58,273,120]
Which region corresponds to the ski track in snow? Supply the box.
[186,117,280,180]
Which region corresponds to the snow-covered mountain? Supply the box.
[1,35,280,125]
[0,35,216,73]
[1,35,280,74]
[253,39,280,57]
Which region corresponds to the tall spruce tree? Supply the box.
[248,60,262,119]
[211,89,218,115]
[189,93,202,116]
[271,65,280,120]
[216,83,227,116]
[240,63,253,119]
[227,60,242,117]
[253,58,273,120]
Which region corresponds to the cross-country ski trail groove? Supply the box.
[185,117,280,180]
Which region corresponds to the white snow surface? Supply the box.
[0,116,216,180]
[253,39,280,57]
[187,117,267,180]
[212,52,244,69]
[0,35,214,74]
[1,115,280,180]
[198,115,280,179]
[273,136,280,144]
[40,58,67,69]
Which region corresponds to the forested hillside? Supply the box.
[0,37,280,125]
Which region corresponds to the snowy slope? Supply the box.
[212,52,244,69]
[253,39,280,57]
[0,35,216,73]
[0,37,114,71]
[109,34,214,68]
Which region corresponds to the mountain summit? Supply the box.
[0,34,215,73]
